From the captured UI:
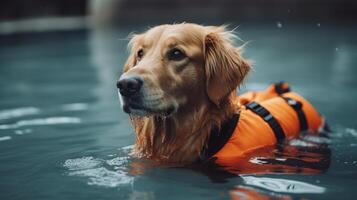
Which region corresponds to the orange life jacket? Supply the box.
[201,82,326,164]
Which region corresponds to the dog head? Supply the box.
[117,23,250,117]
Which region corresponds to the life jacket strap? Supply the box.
[274,82,308,132]
[245,101,286,143]
[200,113,240,161]
[282,97,308,131]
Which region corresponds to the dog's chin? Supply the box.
[123,103,176,117]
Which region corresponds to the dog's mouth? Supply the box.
[123,103,176,117]
[119,93,176,117]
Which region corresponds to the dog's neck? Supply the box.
[130,92,240,164]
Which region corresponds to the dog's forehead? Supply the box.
[143,24,205,47]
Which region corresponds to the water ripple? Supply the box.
[0,107,40,120]
[14,129,33,135]
[64,157,102,171]
[0,117,81,130]
[106,156,130,167]
[64,156,133,188]
[303,135,331,144]
[118,145,134,154]
[289,139,317,147]
[0,136,11,142]
[69,167,133,188]
[60,103,89,111]
[345,128,357,137]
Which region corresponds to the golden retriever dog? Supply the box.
[116,23,325,165]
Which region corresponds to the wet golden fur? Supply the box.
[120,23,251,164]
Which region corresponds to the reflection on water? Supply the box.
[230,176,326,199]
[230,186,292,200]
[212,133,331,175]
[62,131,331,200]
[241,176,325,194]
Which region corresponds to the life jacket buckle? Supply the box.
[286,98,302,109]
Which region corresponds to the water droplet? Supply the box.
[277,22,283,28]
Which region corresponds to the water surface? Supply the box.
[0,24,357,199]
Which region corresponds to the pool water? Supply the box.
[0,24,357,200]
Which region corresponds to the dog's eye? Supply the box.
[137,49,144,60]
[168,48,186,61]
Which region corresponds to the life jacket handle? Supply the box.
[274,81,291,95]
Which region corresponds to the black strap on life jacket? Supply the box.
[245,101,286,143]
[282,97,308,132]
[200,113,240,161]
[274,81,309,132]
[274,81,291,95]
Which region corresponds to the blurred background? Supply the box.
[1,0,356,126]
[1,0,356,26]
[1,1,357,200]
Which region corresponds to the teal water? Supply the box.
[0,24,357,199]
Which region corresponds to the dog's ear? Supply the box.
[204,26,251,107]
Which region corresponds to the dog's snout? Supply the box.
[117,76,143,97]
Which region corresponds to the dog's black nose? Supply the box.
[117,76,143,97]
